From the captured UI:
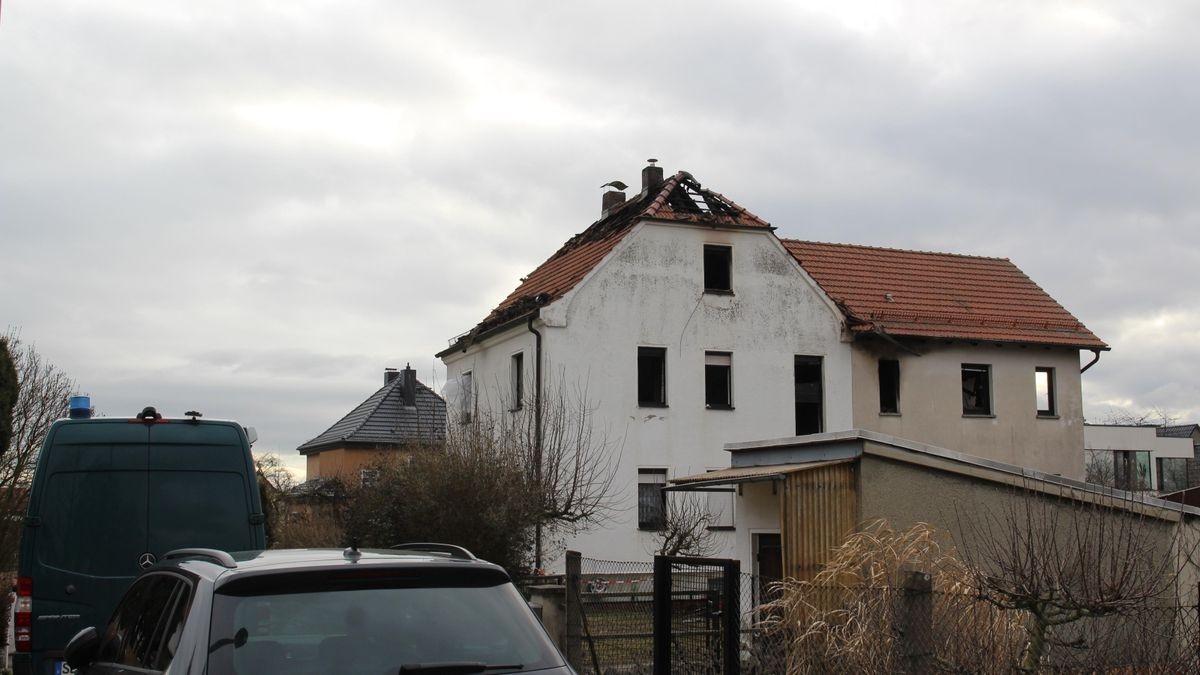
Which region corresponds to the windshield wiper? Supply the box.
[398,662,524,674]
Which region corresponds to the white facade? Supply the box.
[441,220,852,571]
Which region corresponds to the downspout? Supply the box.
[1081,349,1102,373]
[527,313,544,569]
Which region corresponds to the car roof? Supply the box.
[159,547,508,584]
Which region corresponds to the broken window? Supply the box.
[1035,367,1055,417]
[703,245,732,293]
[794,355,824,435]
[878,359,900,414]
[705,351,732,409]
[961,364,992,416]
[511,352,524,410]
[460,371,474,423]
[638,468,668,530]
[638,347,667,406]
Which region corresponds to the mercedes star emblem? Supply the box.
[138,553,157,569]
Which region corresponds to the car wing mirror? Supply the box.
[65,626,100,671]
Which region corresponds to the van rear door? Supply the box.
[29,422,149,655]
[146,422,262,554]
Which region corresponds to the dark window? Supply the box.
[99,574,190,671]
[703,245,732,292]
[638,347,667,406]
[638,468,668,530]
[511,352,524,410]
[878,359,900,414]
[961,364,992,416]
[705,352,732,409]
[1035,367,1055,416]
[1158,457,1188,493]
[1114,450,1151,491]
[794,355,824,435]
[460,371,473,423]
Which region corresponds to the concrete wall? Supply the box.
[443,220,852,571]
[851,342,1086,478]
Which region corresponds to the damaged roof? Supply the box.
[438,171,770,356]
[297,373,446,455]
[782,240,1108,349]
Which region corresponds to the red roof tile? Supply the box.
[782,240,1107,349]
[440,171,770,353]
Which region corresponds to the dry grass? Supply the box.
[762,520,1025,674]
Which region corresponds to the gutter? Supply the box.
[528,313,545,568]
[1081,348,1102,373]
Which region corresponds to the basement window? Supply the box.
[878,359,900,414]
[638,468,668,530]
[703,245,732,293]
[961,364,992,416]
[705,351,733,409]
[638,347,667,407]
[1035,367,1056,417]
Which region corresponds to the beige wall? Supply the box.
[304,447,410,485]
[857,454,1200,605]
[851,341,1085,478]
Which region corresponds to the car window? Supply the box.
[98,573,191,671]
[209,580,563,675]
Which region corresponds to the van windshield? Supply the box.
[208,581,563,675]
[39,470,146,576]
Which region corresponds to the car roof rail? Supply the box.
[389,543,477,561]
[162,548,237,569]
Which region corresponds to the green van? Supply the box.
[13,405,267,675]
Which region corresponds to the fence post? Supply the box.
[897,569,934,673]
[723,559,741,675]
[653,555,671,675]
[564,550,583,671]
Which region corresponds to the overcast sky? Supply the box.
[3,0,1198,477]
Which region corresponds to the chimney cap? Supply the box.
[646,158,658,165]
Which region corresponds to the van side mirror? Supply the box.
[65,626,100,671]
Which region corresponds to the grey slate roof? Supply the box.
[1158,424,1200,440]
[297,376,446,455]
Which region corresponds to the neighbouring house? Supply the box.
[1159,424,1200,489]
[1084,424,1194,494]
[297,366,446,487]
[437,161,1107,569]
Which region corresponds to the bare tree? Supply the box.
[958,485,1192,673]
[254,452,297,547]
[654,492,721,557]
[0,331,75,652]
[1096,406,1179,427]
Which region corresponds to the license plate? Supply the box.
[55,660,75,675]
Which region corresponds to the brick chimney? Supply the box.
[602,189,625,214]
[402,363,417,407]
[384,367,400,385]
[642,158,663,192]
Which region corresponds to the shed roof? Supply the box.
[297,374,446,455]
[781,240,1107,349]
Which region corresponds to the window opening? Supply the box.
[703,245,732,293]
[511,352,524,410]
[878,359,900,414]
[1035,367,1055,416]
[460,371,473,423]
[794,355,823,435]
[961,364,992,416]
[705,351,732,409]
[638,347,667,406]
[638,469,668,530]
[1157,457,1188,493]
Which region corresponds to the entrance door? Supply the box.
[755,533,783,606]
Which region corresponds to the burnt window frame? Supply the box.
[510,352,524,411]
[705,351,733,410]
[878,358,900,415]
[794,354,824,435]
[637,347,668,407]
[703,244,733,294]
[961,364,993,417]
[1035,367,1056,417]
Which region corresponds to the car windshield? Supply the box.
[207,578,563,675]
